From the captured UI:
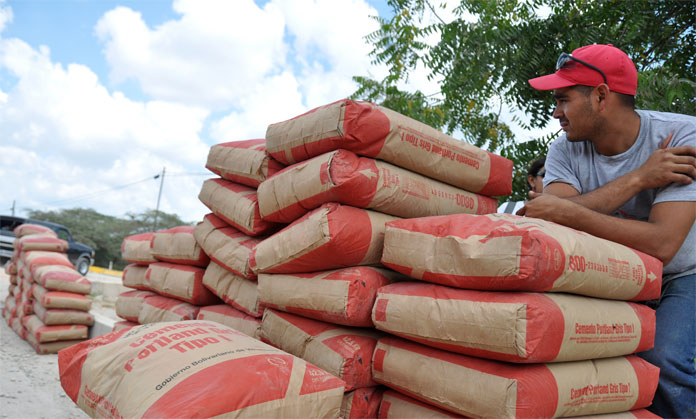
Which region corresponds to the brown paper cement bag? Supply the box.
[265,99,513,196]
[26,332,86,354]
[198,178,278,236]
[261,309,381,391]
[32,265,91,294]
[372,282,655,363]
[145,262,221,306]
[251,203,399,274]
[138,295,200,324]
[193,213,260,280]
[22,251,73,271]
[258,267,401,327]
[32,301,94,326]
[382,213,662,301]
[22,314,88,343]
[378,390,460,418]
[196,304,262,339]
[121,264,149,290]
[14,223,57,238]
[258,149,498,223]
[33,285,92,311]
[341,387,384,419]
[121,233,157,264]
[58,321,346,418]
[202,261,264,317]
[112,320,138,332]
[14,234,68,252]
[205,139,285,187]
[372,337,659,418]
[150,226,210,267]
[115,290,158,322]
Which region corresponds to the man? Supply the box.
[498,156,546,214]
[522,44,696,418]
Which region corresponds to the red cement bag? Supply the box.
[22,251,73,271]
[372,337,659,418]
[265,99,512,196]
[112,321,138,332]
[33,285,92,311]
[138,295,200,324]
[251,203,399,274]
[198,178,278,236]
[258,267,402,327]
[26,332,86,354]
[32,265,91,294]
[150,226,210,267]
[202,261,263,317]
[261,309,381,391]
[14,223,57,238]
[145,262,221,306]
[22,314,88,343]
[193,213,260,280]
[32,301,94,326]
[11,316,27,340]
[205,139,285,187]
[5,261,17,275]
[373,282,655,363]
[574,410,661,418]
[258,149,498,224]
[121,233,157,264]
[378,390,460,418]
[115,290,158,322]
[121,264,150,290]
[382,213,662,301]
[196,304,262,339]
[341,387,384,419]
[14,234,68,252]
[58,321,346,418]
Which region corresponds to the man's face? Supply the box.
[552,86,597,142]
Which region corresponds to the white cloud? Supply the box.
[0,0,12,33]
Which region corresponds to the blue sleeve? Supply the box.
[544,136,583,194]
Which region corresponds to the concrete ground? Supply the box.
[0,268,124,419]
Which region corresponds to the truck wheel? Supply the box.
[75,256,90,276]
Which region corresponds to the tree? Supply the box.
[26,208,190,270]
[352,0,695,202]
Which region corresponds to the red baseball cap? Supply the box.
[528,44,637,95]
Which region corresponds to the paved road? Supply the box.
[0,271,87,418]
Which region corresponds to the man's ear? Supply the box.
[595,84,610,111]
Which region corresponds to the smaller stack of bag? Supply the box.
[4,223,93,354]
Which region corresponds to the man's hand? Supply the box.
[516,192,579,224]
[633,133,696,190]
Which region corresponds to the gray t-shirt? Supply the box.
[545,110,696,280]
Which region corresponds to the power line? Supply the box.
[39,175,158,206]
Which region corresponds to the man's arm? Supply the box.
[522,195,695,265]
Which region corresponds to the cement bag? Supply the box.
[14,234,68,252]
[206,139,285,187]
[138,295,200,324]
[112,321,138,332]
[193,213,260,280]
[22,251,73,271]
[17,300,34,316]
[4,260,17,275]
[258,267,401,327]
[145,262,221,306]
[372,282,655,363]
[251,203,399,274]
[202,261,263,317]
[33,285,92,311]
[32,301,94,326]
[121,233,157,264]
[258,149,499,224]
[150,226,210,267]
[14,223,57,238]
[121,264,149,290]
[4,295,17,318]
[573,409,660,418]
[32,265,91,294]
[22,314,88,342]
[198,178,278,236]
[11,316,27,339]
[341,387,383,419]
[382,213,662,301]
[115,290,158,322]
[372,337,659,418]
[26,333,85,355]
[265,99,513,196]
[261,309,381,390]
[196,304,262,339]
[58,321,346,418]
[378,390,460,418]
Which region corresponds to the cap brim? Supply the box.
[528,73,577,91]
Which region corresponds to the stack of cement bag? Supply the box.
[372,212,663,418]
[115,228,221,330]
[2,223,92,354]
[250,99,511,418]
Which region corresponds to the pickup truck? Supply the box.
[0,215,95,275]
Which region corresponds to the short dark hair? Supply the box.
[572,85,635,109]
[527,156,546,177]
